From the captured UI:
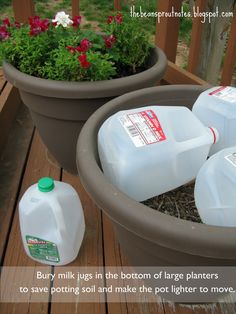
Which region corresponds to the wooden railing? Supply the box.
[11,0,236,86]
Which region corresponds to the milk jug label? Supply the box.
[119,110,166,147]
[225,153,236,168]
[26,235,60,263]
[209,86,236,103]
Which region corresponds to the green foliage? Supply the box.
[0,12,152,81]
[0,0,11,9]
[102,13,153,73]
[179,2,192,44]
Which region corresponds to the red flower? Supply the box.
[104,34,116,49]
[29,16,40,26]
[29,26,41,36]
[40,19,50,31]
[107,13,122,25]
[3,18,11,27]
[78,54,91,69]
[67,45,76,53]
[115,13,122,24]
[76,38,92,52]
[72,15,81,27]
[15,21,21,29]
[107,16,114,24]
[29,16,49,36]
[0,25,10,41]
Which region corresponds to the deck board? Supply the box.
[103,213,166,314]
[0,112,236,313]
[1,131,61,314]
[0,106,34,263]
[50,171,106,314]
[0,69,7,94]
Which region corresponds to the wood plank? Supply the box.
[0,106,34,263]
[114,0,121,11]
[103,213,228,314]
[103,213,165,314]
[0,83,22,157]
[50,172,106,313]
[163,303,193,314]
[0,132,61,314]
[12,0,35,23]
[164,61,211,85]
[155,0,182,62]
[191,304,222,313]
[221,6,236,85]
[71,0,80,16]
[187,0,206,74]
[0,69,7,94]
[103,214,128,313]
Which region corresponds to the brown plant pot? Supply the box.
[76,85,236,267]
[3,47,166,173]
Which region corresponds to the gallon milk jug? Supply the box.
[98,106,219,201]
[195,147,236,227]
[192,86,236,156]
[19,177,85,265]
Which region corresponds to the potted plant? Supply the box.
[76,85,236,267]
[0,12,167,173]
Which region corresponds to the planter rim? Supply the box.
[77,84,236,260]
[2,47,166,99]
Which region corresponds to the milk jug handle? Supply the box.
[49,198,67,235]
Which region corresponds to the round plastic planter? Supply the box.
[3,47,166,174]
[77,85,236,266]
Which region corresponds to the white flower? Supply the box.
[52,11,73,28]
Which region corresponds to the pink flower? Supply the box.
[76,38,92,52]
[115,13,122,24]
[104,34,116,49]
[0,25,10,41]
[72,15,81,27]
[0,27,10,41]
[78,54,91,69]
[3,18,11,27]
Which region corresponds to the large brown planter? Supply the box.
[77,85,236,267]
[3,47,166,173]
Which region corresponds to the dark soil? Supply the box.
[143,182,203,223]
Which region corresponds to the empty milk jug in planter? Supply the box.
[98,106,219,201]
[192,86,236,156]
[195,147,236,227]
[19,177,85,265]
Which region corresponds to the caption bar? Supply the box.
[1,266,236,303]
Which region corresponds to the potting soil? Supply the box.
[143,182,202,223]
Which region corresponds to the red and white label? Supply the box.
[209,86,236,103]
[119,110,166,147]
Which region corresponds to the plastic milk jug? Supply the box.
[192,86,236,156]
[98,106,219,201]
[195,147,236,227]
[19,177,85,265]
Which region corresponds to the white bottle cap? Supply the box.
[207,127,219,145]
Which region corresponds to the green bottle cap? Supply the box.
[38,177,55,192]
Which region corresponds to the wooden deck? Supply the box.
[1,105,236,314]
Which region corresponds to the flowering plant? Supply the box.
[0,12,152,81]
